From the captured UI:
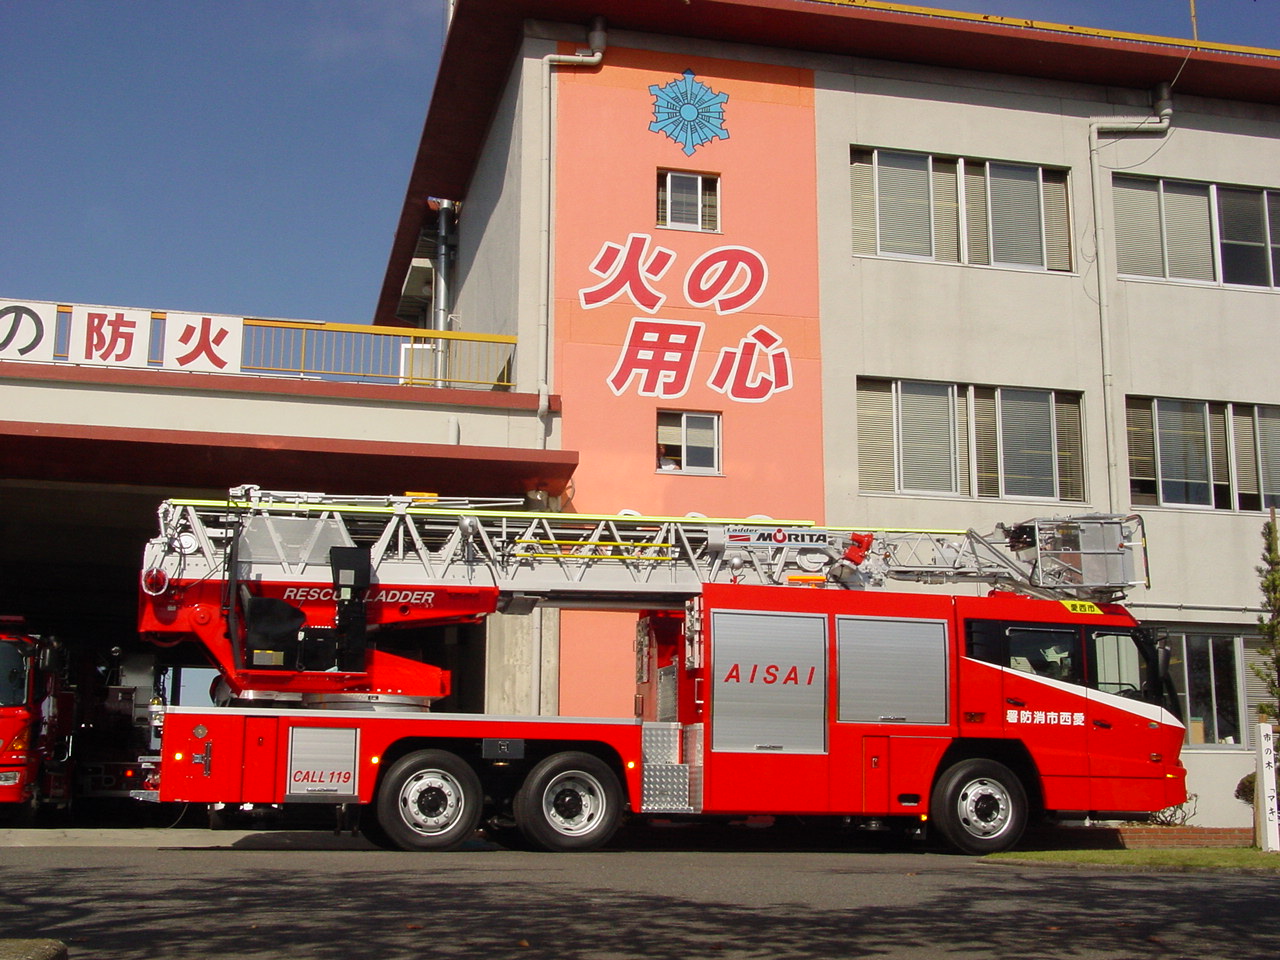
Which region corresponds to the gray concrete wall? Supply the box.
[484,608,559,716]
[0,376,548,450]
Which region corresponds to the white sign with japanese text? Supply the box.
[0,300,246,375]
[0,301,57,363]
[1258,722,1279,852]
[68,305,153,368]
[164,312,243,374]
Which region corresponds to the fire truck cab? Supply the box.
[0,621,74,818]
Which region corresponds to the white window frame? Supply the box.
[657,170,719,232]
[1127,396,1280,511]
[1166,632,1248,749]
[657,410,722,475]
[858,378,1084,502]
[1114,174,1280,289]
[851,147,1072,273]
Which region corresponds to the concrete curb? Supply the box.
[0,941,68,960]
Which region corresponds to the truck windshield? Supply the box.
[0,643,29,707]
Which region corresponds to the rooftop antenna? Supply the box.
[1189,0,1200,42]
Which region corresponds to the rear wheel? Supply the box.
[376,749,482,851]
[514,751,622,852]
[930,758,1027,855]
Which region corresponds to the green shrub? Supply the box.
[1235,769,1280,806]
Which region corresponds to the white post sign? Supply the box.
[1257,723,1279,852]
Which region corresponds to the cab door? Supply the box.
[968,621,1088,778]
[1085,629,1173,810]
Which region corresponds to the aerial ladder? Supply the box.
[138,485,1148,708]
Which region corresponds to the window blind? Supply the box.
[1259,406,1280,507]
[1054,394,1084,502]
[989,163,1043,267]
[974,386,999,498]
[1157,399,1212,505]
[1126,397,1158,506]
[856,378,895,491]
[1234,405,1261,510]
[877,152,932,257]
[1163,181,1215,281]
[685,414,718,469]
[1042,169,1072,272]
[1001,389,1055,497]
[1113,177,1164,277]
[850,149,876,255]
[964,162,990,266]
[932,158,960,263]
[898,380,955,491]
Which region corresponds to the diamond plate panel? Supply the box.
[642,721,681,763]
[641,763,692,813]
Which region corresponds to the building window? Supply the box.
[850,147,1072,271]
[1166,633,1245,747]
[1126,396,1280,511]
[657,171,719,231]
[657,411,720,473]
[857,378,1084,501]
[1113,174,1280,288]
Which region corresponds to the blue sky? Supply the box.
[1,0,1277,325]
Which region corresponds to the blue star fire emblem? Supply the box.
[649,70,729,156]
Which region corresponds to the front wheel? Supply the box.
[514,751,622,852]
[930,758,1028,855]
[376,749,482,851]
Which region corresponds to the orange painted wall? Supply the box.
[551,48,823,716]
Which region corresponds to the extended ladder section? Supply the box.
[142,487,1148,606]
[834,515,1149,602]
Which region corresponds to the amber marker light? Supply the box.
[370,756,380,765]
[626,761,636,769]
[173,752,185,761]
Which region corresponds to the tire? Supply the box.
[930,758,1028,855]
[376,749,483,851]
[513,751,623,852]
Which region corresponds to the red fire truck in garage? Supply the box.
[2,616,167,820]
[134,487,1185,854]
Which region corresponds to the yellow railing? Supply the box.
[241,319,516,390]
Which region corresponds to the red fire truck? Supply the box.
[0,620,72,819]
[134,487,1186,854]
[0,617,165,819]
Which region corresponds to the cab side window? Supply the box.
[965,620,1081,683]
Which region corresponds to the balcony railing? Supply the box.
[244,320,515,390]
[10,301,518,392]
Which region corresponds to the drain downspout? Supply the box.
[536,17,607,447]
[529,18,606,716]
[1088,82,1173,510]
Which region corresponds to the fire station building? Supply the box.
[4,0,1280,829]
[373,0,1280,827]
